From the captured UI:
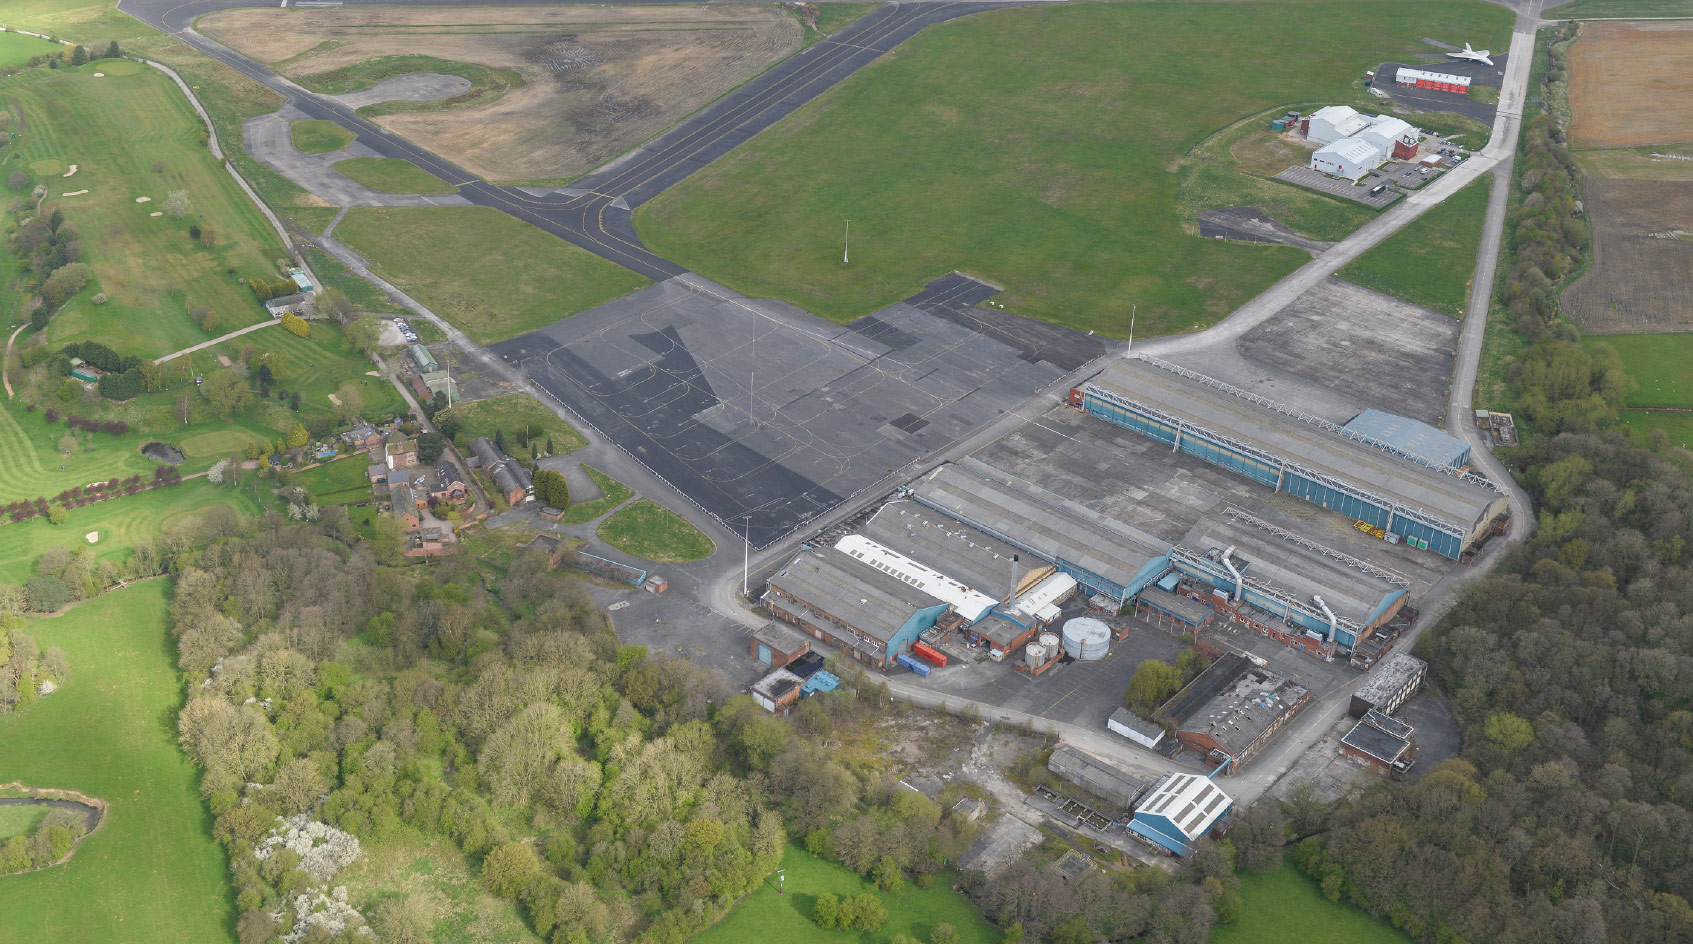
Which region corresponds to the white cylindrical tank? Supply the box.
[1062,617,1111,661]
[1025,643,1046,669]
[1039,632,1060,650]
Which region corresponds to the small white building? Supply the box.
[1304,105,1371,145]
[1107,707,1165,750]
[1312,137,1384,181]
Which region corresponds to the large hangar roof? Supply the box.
[1180,515,1407,628]
[911,458,1169,593]
[767,547,942,644]
[1089,358,1500,531]
[862,502,1041,599]
[1342,409,1471,469]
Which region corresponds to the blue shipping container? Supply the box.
[896,654,932,677]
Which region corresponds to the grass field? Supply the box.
[203,319,406,427]
[596,499,713,563]
[332,156,456,194]
[693,843,997,944]
[1214,862,1411,944]
[334,207,650,343]
[1551,0,1693,17]
[0,804,49,840]
[0,480,262,585]
[1588,333,1693,407]
[795,3,878,49]
[1620,409,1693,447]
[636,0,1513,337]
[290,118,356,154]
[0,582,237,944]
[1,0,157,46]
[0,30,61,67]
[296,455,374,506]
[560,465,632,524]
[1336,176,1492,317]
[0,62,286,360]
[436,393,585,455]
[340,832,543,944]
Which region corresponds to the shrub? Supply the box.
[280,312,310,338]
[812,892,841,929]
[90,292,107,305]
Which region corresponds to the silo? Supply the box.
[1024,643,1047,670]
[1038,632,1060,651]
[1062,617,1111,661]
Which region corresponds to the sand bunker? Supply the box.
[92,72,104,77]
[61,190,88,197]
[149,211,162,217]
[134,196,151,203]
[62,164,78,178]
[85,531,99,544]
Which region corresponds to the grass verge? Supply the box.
[333,207,650,344]
[1336,175,1492,316]
[0,582,238,944]
[331,157,456,194]
[1214,861,1411,944]
[1549,0,1693,16]
[290,118,355,154]
[436,393,585,455]
[560,465,632,524]
[596,498,713,563]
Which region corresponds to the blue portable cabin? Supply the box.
[895,653,931,677]
[801,670,840,696]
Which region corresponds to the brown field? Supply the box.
[1576,144,1693,181]
[1228,129,1319,177]
[199,5,801,182]
[1569,22,1693,149]
[1561,178,1693,333]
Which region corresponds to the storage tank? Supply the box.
[1025,643,1047,669]
[1062,617,1111,661]
[1039,632,1060,651]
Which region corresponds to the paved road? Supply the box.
[120,0,1031,279]
[153,317,279,364]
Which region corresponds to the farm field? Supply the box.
[0,30,62,67]
[290,118,356,154]
[1588,333,1693,407]
[0,479,262,584]
[1568,22,1693,149]
[0,582,237,944]
[1619,408,1693,447]
[1336,176,1491,317]
[0,61,286,361]
[691,843,999,944]
[436,393,585,455]
[197,4,804,183]
[1213,862,1411,944]
[635,0,1513,337]
[596,499,713,562]
[334,207,649,343]
[331,156,456,194]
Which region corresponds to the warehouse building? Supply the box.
[765,547,950,670]
[1342,409,1471,469]
[1136,584,1216,633]
[1303,105,1373,145]
[862,503,1051,602]
[1349,652,1428,717]
[1078,357,1506,559]
[1127,773,1233,857]
[1394,66,1472,94]
[834,534,999,623]
[1047,744,1154,810]
[910,458,1171,603]
[1340,709,1415,775]
[1170,511,1410,653]
[1108,707,1166,750]
[1311,137,1385,181]
[1157,653,1310,773]
[750,622,811,670]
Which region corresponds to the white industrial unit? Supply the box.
[1311,137,1384,181]
[1304,105,1371,145]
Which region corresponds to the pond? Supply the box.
[0,796,102,834]
[140,442,186,464]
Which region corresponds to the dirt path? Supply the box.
[3,323,24,398]
[153,318,279,364]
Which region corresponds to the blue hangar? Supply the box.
[1078,357,1507,560]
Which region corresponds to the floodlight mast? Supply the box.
[843,219,851,264]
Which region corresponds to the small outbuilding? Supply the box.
[1340,708,1415,775]
[751,667,805,716]
[1107,707,1166,750]
[1127,773,1233,857]
[751,621,812,669]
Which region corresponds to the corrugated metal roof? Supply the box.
[1342,409,1470,468]
[1314,137,1382,164]
[1047,744,1154,809]
[1088,359,1501,532]
[1135,773,1232,840]
[1179,516,1404,627]
[912,459,1169,593]
[1159,654,1309,755]
[862,503,1040,598]
[835,535,999,621]
[767,547,943,644]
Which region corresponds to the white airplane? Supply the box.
[1447,42,1494,66]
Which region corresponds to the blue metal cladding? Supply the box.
[1389,515,1463,559]
[1280,471,1393,529]
[891,604,949,658]
[1054,559,1127,603]
[1176,436,1282,489]
[1128,816,1193,856]
[1086,400,1179,446]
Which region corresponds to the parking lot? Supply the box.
[1274,166,1401,208]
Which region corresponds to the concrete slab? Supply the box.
[324,72,471,109]
[1275,166,1402,208]
[242,106,473,208]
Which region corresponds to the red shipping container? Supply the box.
[912,641,948,667]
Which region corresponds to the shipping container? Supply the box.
[912,641,948,667]
[896,653,932,677]
[1271,119,1285,131]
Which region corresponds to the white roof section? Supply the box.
[1314,137,1383,165]
[1307,104,1371,140]
[836,534,999,622]
[1397,67,1471,86]
[1005,571,1077,624]
[1138,773,1232,840]
[1359,116,1417,147]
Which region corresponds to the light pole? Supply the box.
[777,868,785,895]
[743,516,751,596]
[843,219,851,265]
[1127,303,1137,353]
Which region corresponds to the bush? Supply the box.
[280,312,310,338]
[25,575,71,611]
[812,892,841,929]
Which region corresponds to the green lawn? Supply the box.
[0,804,50,840]
[1589,333,1693,407]
[1549,0,1693,16]
[694,843,998,944]
[0,582,237,944]
[1,0,157,46]
[560,465,632,524]
[1214,862,1411,944]
[596,499,714,563]
[290,54,523,118]
[1336,175,1492,317]
[331,157,456,194]
[636,0,1513,338]
[436,393,585,455]
[0,30,62,67]
[0,62,286,360]
[0,479,262,585]
[290,118,355,154]
[333,207,650,343]
[203,319,406,426]
[296,455,374,506]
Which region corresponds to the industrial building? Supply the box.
[834,534,1000,623]
[1157,653,1310,773]
[862,502,1049,602]
[1303,105,1373,145]
[1127,773,1233,857]
[1047,744,1154,810]
[751,622,812,670]
[1136,584,1215,633]
[765,547,950,670]
[1356,116,1420,160]
[1394,66,1472,93]
[751,667,804,716]
[1340,709,1415,775]
[1302,105,1420,180]
[1343,409,1471,469]
[1311,137,1385,182]
[1078,357,1506,559]
[470,437,534,506]
[910,457,1171,602]
[1107,707,1166,750]
[1349,652,1428,717]
[1170,510,1410,653]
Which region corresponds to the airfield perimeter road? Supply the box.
[121,0,1032,280]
